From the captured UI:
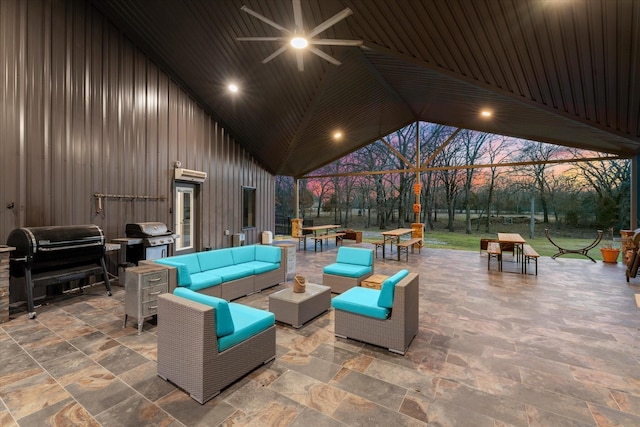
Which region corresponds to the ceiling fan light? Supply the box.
[291,37,308,49]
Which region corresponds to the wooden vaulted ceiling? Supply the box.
[92,0,640,177]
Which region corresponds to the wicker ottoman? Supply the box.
[269,283,331,328]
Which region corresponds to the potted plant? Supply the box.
[600,227,621,263]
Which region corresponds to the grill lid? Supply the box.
[7,224,106,276]
[125,222,171,237]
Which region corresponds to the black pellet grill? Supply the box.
[7,224,112,318]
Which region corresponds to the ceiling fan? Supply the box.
[237,0,363,71]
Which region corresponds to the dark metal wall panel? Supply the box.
[0,0,24,234]
[0,0,275,248]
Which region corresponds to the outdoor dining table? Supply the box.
[381,228,413,259]
[497,233,526,263]
[301,224,342,251]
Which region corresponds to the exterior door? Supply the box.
[175,184,196,253]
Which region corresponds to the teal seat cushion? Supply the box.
[242,261,279,275]
[231,246,256,264]
[218,303,275,352]
[197,249,234,271]
[331,287,390,320]
[377,269,409,308]
[188,272,223,291]
[210,265,254,282]
[336,247,373,266]
[323,263,372,278]
[154,260,192,286]
[255,245,281,263]
[173,287,234,337]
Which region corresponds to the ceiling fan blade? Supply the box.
[240,5,291,34]
[310,39,363,46]
[308,8,353,38]
[292,0,304,33]
[296,50,304,72]
[237,37,288,42]
[262,45,288,64]
[309,46,341,65]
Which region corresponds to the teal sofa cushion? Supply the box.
[331,287,390,320]
[377,269,409,308]
[156,254,201,274]
[197,249,234,271]
[255,245,281,263]
[154,260,192,286]
[242,261,279,275]
[173,287,234,337]
[323,263,372,278]
[189,272,223,291]
[218,303,275,352]
[336,247,373,266]
[231,246,256,264]
[210,265,254,282]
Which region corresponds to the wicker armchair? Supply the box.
[332,271,419,355]
[156,293,276,404]
[322,247,374,294]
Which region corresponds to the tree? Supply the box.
[459,130,490,234]
[571,155,631,229]
[517,142,564,223]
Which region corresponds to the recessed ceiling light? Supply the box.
[290,37,308,49]
[333,131,343,140]
[480,110,492,117]
[228,83,239,93]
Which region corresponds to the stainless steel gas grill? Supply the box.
[123,222,176,264]
[7,224,112,319]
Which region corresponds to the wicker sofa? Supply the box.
[157,289,276,404]
[331,270,419,355]
[153,245,285,301]
[322,246,374,293]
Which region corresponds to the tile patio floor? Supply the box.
[1,242,639,426]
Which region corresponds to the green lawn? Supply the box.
[357,228,617,262]
[295,214,622,262]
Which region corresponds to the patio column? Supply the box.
[632,155,639,229]
[294,178,300,219]
[0,246,14,323]
[291,178,302,238]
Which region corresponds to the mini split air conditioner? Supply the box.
[174,168,207,183]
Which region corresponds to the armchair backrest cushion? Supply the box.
[231,246,256,264]
[255,245,282,263]
[377,269,409,308]
[198,248,234,271]
[336,247,373,266]
[173,287,235,337]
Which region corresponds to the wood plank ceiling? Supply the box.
[92,0,640,177]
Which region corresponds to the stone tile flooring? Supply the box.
[1,244,639,426]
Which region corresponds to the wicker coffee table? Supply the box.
[269,283,331,328]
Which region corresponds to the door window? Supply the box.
[175,185,194,252]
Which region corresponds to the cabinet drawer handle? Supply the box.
[149,305,158,310]
[149,291,161,295]
[148,277,161,282]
